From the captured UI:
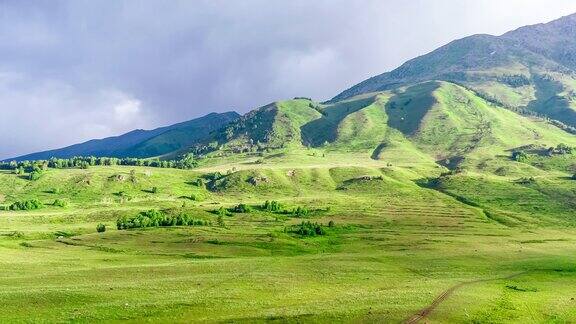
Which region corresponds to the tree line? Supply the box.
[0,154,198,174]
[116,209,210,230]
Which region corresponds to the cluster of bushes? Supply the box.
[496,74,531,88]
[8,199,43,211]
[211,201,313,218]
[291,206,309,217]
[262,200,310,217]
[513,144,574,163]
[262,200,283,212]
[116,210,209,230]
[8,162,47,181]
[230,204,252,213]
[214,207,233,217]
[213,203,253,216]
[28,169,44,181]
[512,151,529,163]
[190,179,204,187]
[547,143,574,155]
[289,221,334,237]
[0,153,198,172]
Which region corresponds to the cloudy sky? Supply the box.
[1,0,576,159]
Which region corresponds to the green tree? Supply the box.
[96,223,106,233]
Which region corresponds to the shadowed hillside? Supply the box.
[10,112,239,161]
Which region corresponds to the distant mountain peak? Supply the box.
[330,12,576,129]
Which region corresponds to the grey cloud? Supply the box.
[1,0,576,158]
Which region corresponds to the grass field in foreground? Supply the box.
[0,154,575,323]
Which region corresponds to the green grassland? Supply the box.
[2,81,576,322]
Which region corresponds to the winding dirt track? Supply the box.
[404,272,528,324]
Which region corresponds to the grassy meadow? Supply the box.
[2,82,576,322]
[1,146,576,323]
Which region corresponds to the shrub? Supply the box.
[511,151,529,162]
[214,206,232,217]
[28,171,43,181]
[204,172,223,181]
[230,204,252,213]
[151,187,159,194]
[292,206,309,217]
[550,143,574,155]
[328,220,335,227]
[96,223,106,233]
[262,200,284,212]
[191,179,204,187]
[9,199,43,211]
[291,221,327,237]
[53,199,68,207]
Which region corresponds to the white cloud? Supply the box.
[0,72,154,158]
[112,95,142,124]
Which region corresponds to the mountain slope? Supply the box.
[193,99,322,154]
[189,81,576,175]
[331,14,576,128]
[503,13,576,70]
[10,112,239,161]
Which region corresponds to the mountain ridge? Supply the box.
[8,111,240,161]
[331,13,576,129]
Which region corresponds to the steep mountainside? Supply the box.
[332,14,576,129]
[10,112,239,161]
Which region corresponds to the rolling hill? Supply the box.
[186,81,575,177]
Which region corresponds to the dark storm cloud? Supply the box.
[1,0,576,159]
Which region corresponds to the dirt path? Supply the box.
[404,272,528,324]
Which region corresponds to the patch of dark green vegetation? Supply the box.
[0,155,198,172]
[511,143,576,172]
[261,200,310,217]
[116,209,210,230]
[230,203,253,213]
[96,223,106,233]
[288,221,335,237]
[211,201,314,218]
[8,199,43,211]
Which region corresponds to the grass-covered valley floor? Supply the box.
[3,81,576,322]
[1,148,576,323]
